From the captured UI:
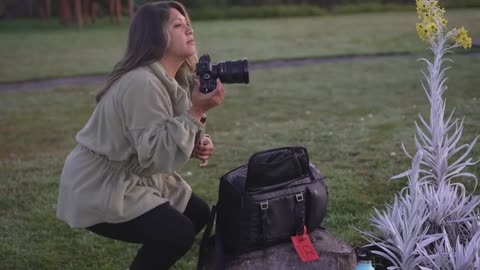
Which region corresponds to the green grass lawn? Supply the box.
[0,8,479,82]
[1,53,479,269]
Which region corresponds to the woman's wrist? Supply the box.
[188,107,206,122]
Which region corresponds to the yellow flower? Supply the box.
[417,24,427,41]
[417,22,436,41]
[453,27,473,49]
[416,0,470,49]
[416,0,472,49]
[416,0,445,24]
[416,20,440,41]
[464,37,473,49]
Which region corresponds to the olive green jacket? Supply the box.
[56,62,204,228]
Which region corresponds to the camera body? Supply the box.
[196,54,249,94]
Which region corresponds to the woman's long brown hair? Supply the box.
[95,1,196,103]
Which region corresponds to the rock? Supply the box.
[200,228,356,270]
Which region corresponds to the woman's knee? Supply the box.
[131,223,195,270]
[173,220,196,254]
[149,218,196,256]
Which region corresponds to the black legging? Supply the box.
[87,193,210,270]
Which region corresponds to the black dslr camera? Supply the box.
[196,54,249,94]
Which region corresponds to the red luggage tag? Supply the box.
[290,226,320,262]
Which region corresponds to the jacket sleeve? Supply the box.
[118,73,203,174]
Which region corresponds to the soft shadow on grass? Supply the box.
[1,55,479,269]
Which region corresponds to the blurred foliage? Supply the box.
[2,0,480,20]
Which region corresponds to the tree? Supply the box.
[59,0,72,25]
[109,0,122,23]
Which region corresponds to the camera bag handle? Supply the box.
[197,205,226,270]
[295,193,306,235]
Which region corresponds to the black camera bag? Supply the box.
[197,146,328,269]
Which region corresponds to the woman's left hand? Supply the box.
[194,136,214,163]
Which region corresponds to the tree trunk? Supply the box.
[74,0,83,28]
[28,0,33,17]
[91,1,98,23]
[109,0,122,23]
[82,0,91,24]
[127,0,134,18]
[38,0,47,19]
[115,0,123,23]
[46,0,52,17]
[59,0,72,25]
[109,0,115,23]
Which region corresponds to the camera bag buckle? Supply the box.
[296,193,304,202]
[260,201,269,210]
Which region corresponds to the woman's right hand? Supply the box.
[189,79,225,121]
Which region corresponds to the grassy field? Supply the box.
[0,9,479,82]
[1,52,480,269]
[1,7,480,270]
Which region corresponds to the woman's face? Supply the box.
[164,8,196,60]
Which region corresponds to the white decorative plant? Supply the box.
[361,1,479,269]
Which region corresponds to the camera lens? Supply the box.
[214,59,249,84]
